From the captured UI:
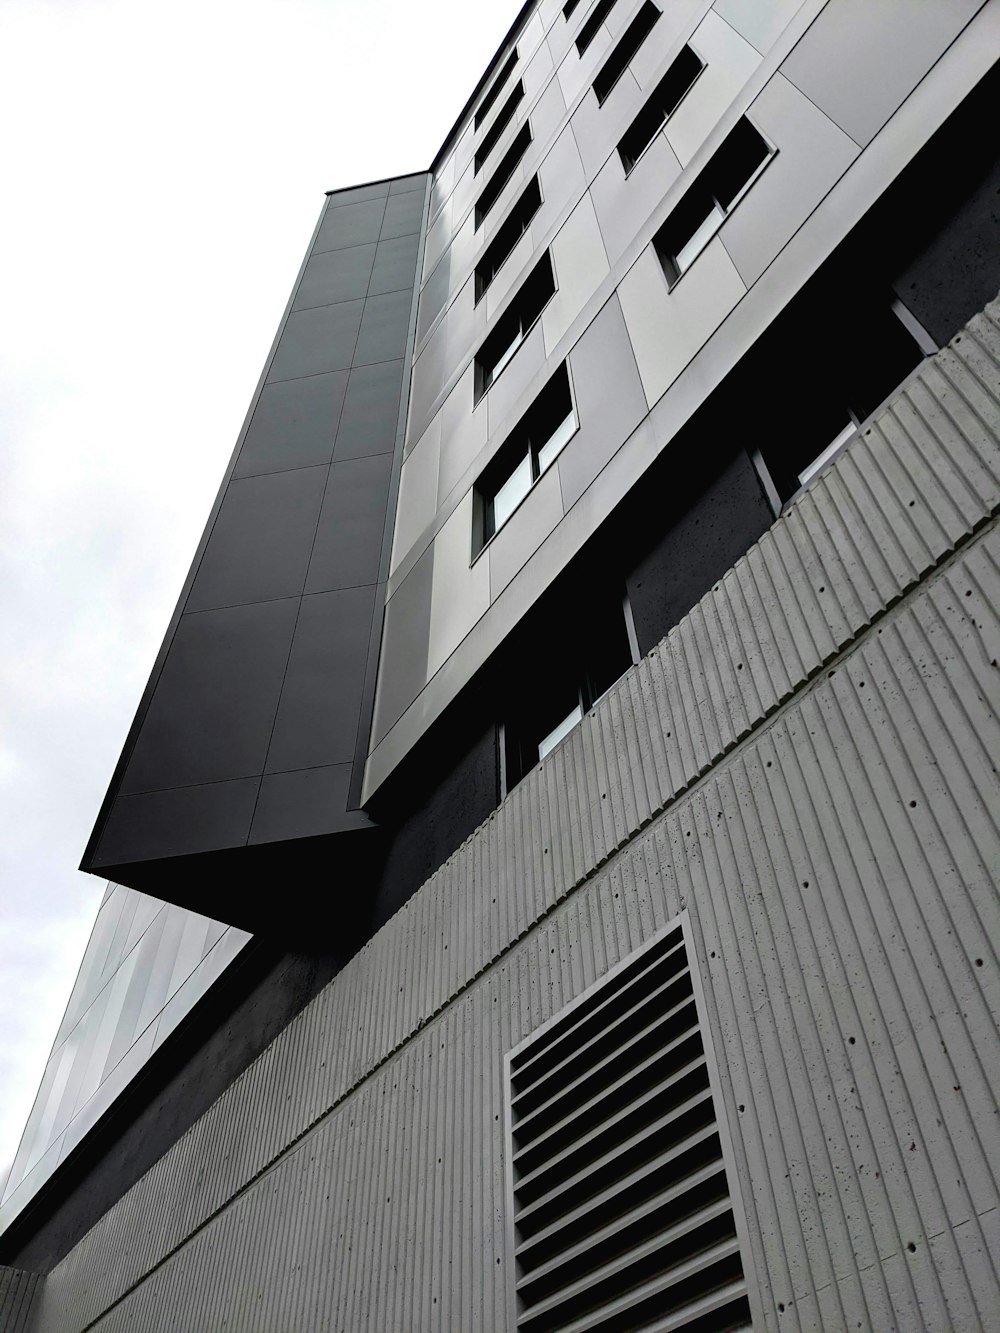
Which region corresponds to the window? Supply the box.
[475,49,518,130]
[475,177,543,302]
[576,0,618,55]
[654,116,773,285]
[751,293,929,507]
[476,124,532,229]
[593,1,660,105]
[474,252,555,401]
[508,920,754,1332]
[476,81,525,174]
[618,44,704,173]
[500,583,635,791]
[563,0,581,17]
[474,365,576,551]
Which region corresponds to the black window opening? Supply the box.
[476,81,525,174]
[475,49,518,130]
[476,124,532,229]
[474,252,555,402]
[475,177,543,303]
[752,294,930,508]
[501,586,635,792]
[473,364,576,553]
[618,44,704,173]
[593,1,660,105]
[654,116,773,285]
[576,0,618,55]
[563,0,581,18]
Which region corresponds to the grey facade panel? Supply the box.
[232,370,349,478]
[41,301,1000,1331]
[84,173,430,894]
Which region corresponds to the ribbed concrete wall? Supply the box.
[1,1265,39,1332]
[31,303,1000,1330]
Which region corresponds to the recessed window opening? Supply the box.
[751,293,929,509]
[474,364,575,552]
[475,49,518,130]
[618,44,704,173]
[501,583,635,793]
[476,81,525,174]
[475,177,543,303]
[563,0,582,17]
[654,116,773,285]
[593,1,660,105]
[476,124,532,229]
[576,0,618,55]
[474,252,555,402]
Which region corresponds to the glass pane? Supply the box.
[488,325,524,386]
[491,453,533,533]
[538,702,584,760]
[674,201,724,275]
[537,410,577,473]
[797,419,856,488]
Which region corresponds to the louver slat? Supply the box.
[509,922,752,1331]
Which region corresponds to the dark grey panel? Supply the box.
[293,244,377,311]
[314,198,387,254]
[186,467,327,612]
[560,295,648,510]
[234,372,349,479]
[249,765,361,844]
[353,289,413,366]
[368,233,421,297]
[326,181,390,207]
[95,779,260,865]
[305,454,393,594]
[264,586,376,773]
[266,301,365,383]
[388,174,428,195]
[371,545,433,747]
[120,598,299,794]
[333,360,405,460]
[379,189,427,240]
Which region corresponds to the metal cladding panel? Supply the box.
[34,299,1000,1330]
[82,174,431,911]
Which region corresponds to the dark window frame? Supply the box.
[617,43,705,175]
[593,1,661,106]
[653,115,775,288]
[475,176,544,304]
[476,81,525,175]
[472,363,578,557]
[475,124,533,230]
[474,48,519,130]
[576,0,618,55]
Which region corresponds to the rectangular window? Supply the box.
[563,0,581,17]
[654,116,773,285]
[474,252,555,401]
[618,44,704,173]
[593,1,660,105]
[476,81,525,174]
[576,0,618,55]
[475,177,543,303]
[474,364,576,551]
[508,920,754,1332]
[475,49,518,130]
[476,124,532,229]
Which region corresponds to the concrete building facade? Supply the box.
[3,0,999,1328]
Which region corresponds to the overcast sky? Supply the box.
[0,0,518,1195]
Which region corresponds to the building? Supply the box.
[3,0,999,1327]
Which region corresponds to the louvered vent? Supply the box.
[508,922,753,1332]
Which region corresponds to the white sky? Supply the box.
[0,0,519,1197]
